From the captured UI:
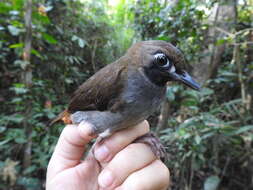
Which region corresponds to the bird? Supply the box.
[51,40,200,159]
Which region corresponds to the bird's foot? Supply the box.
[94,129,112,146]
[133,132,167,162]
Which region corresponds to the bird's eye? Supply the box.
[154,53,170,68]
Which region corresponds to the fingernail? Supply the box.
[79,121,95,137]
[98,170,114,188]
[95,145,110,162]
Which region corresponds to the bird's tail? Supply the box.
[49,109,72,126]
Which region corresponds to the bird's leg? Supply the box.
[133,132,167,162]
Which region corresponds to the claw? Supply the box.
[133,132,167,162]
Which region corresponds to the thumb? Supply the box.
[47,122,95,179]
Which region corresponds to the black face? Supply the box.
[144,52,200,90]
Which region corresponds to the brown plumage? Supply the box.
[51,40,200,160]
[50,56,128,125]
[51,40,200,136]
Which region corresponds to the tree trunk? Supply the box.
[91,39,98,72]
[156,100,170,135]
[22,0,33,169]
[193,1,236,84]
[246,30,253,112]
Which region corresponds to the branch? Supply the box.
[215,27,253,38]
[235,28,253,36]
[233,41,253,46]
[215,27,234,37]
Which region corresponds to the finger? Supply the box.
[47,155,100,190]
[94,120,150,163]
[115,160,170,190]
[97,143,156,189]
[47,122,95,179]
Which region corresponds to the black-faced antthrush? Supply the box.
[51,40,200,160]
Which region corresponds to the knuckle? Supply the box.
[157,161,170,186]
[62,126,75,142]
[123,143,145,157]
[62,125,72,134]
[124,143,152,159]
[124,143,139,153]
[77,124,87,139]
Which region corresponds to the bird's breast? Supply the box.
[121,69,166,119]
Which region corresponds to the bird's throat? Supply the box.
[143,67,168,87]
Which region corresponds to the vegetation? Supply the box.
[0,0,252,189]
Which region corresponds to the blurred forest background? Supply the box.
[0,0,252,189]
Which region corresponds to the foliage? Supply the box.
[162,84,253,189]
[131,0,253,189]
[161,66,253,189]
[0,0,133,189]
[132,0,208,62]
[0,0,252,190]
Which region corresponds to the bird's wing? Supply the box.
[68,59,128,113]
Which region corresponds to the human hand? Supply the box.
[46,121,170,190]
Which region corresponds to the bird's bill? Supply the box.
[169,71,201,90]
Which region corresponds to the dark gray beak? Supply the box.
[170,71,201,90]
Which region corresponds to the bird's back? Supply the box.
[68,56,129,113]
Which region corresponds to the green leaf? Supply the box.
[65,78,73,84]
[15,137,26,144]
[0,126,6,133]
[31,49,42,58]
[5,115,24,123]
[155,36,170,41]
[9,10,19,15]
[166,89,175,101]
[204,176,220,190]
[166,85,181,101]
[17,177,41,189]
[23,165,37,175]
[10,83,28,94]
[71,35,78,41]
[216,38,226,46]
[199,88,214,96]
[42,33,57,44]
[32,11,50,24]
[0,139,10,146]
[78,38,85,48]
[71,35,86,48]
[9,43,24,48]
[11,97,22,104]
[7,25,20,36]
[195,135,201,144]
[14,60,29,70]
[12,0,24,10]
[227,125,253,136]
[0,2,12,14]
[182,98,198,106]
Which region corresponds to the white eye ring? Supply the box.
[170,65,176,73]
[154,53,171,68]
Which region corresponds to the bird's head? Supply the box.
[127,40,200,90]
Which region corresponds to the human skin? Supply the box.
[46,121,170,190]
